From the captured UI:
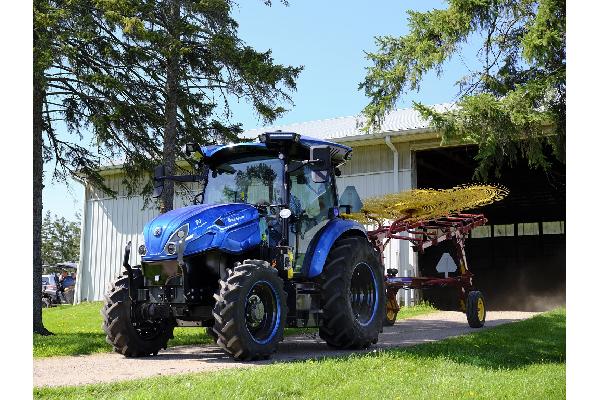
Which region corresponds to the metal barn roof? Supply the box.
[242,103,454,141]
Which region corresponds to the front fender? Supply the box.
[302,218,368,278]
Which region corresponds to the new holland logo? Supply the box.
[153,226,162,237]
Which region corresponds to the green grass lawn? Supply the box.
[33,301,437,358]
[35,308,565,399]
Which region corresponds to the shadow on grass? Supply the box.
[33,327,311,358]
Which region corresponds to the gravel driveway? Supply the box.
[34,310,537,388]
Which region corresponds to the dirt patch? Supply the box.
[34,311,537,388]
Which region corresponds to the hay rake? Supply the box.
[368,213,488,327]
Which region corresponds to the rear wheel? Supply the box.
[319,236,385,349]
[212,260,287,360]
[102,271,174,357]
[466,290,486,328]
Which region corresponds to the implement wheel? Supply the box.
[319,236,385,349]
[466,290,486,328]
[384,296,399,326]
[102,270,174,357]
[212,260,287,361]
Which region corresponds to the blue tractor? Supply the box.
[102,132,384,360]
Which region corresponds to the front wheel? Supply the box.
[212,260,287,361]
[102,271,174,357]
[319,236,385,349]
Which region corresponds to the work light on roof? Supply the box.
[258,131,300,144]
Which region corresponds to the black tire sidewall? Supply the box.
[102,271,174,357]
[344,249,384,337]
[232,268,286,354]
[213,261,287,360]
[466,290,486,328]
[320,236,385,348]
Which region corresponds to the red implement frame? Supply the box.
[366,213,487,317]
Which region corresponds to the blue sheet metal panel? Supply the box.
[142,203,260,261]
[303,218,368,278]
[298,135,352,153]
[218,222,262,253]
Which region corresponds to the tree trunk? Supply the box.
[33,67,51,335]
[160,0,181,214]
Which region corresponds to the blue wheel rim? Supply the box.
[244,280,281,344]
[350,262,379,326]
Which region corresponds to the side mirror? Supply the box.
[310,145,331,183]
[182,143,203,161]
[182,143,196,156]
[153,165,165,198]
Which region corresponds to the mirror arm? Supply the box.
[288,159,322,175]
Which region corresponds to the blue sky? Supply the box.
[44,0,477,220]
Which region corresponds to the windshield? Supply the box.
[203,156,284,205]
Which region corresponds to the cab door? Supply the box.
[288,165,335,273]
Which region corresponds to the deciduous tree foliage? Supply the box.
[41,211,81,266]
[360,0,565,179]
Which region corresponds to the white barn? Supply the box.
[74,104,566,311]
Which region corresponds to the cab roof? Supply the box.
[200,133,352,165]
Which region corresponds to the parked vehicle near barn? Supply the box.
[102,132,487,360]
[42,272,76,307]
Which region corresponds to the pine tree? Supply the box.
[98,0,302,211]
[35,0,149,334]
[360,0,565,179]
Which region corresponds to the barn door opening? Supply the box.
[415,145,565,311]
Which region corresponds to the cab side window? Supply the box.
[289,166,334,224]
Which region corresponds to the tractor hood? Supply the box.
[142,203,261,261]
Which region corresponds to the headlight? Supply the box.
[138,244,147,256]
[165,243,177,255]
[163,224,189,255]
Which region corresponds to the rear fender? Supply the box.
[302,219,367,278]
